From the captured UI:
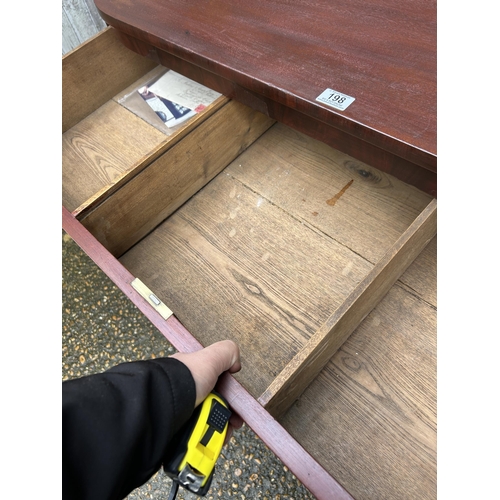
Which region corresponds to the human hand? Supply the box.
[170,340,244,440]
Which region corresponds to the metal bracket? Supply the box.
[178,464,205,493]
[131,278,173,320]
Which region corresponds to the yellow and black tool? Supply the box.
[164,392,232,499]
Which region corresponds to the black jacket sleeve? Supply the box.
[62,357,196,500]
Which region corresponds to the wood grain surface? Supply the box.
[119,171,373,397]
[398,235,437,307]
[94,0,436,175]
[63,30,232,216]
[63,82,228,215]
[63,100,166,212]
[280,264,437,499]
[225,123,433,263]
[115,117,435,398]
[260,199,436,417]
[62,27,156,133]
[81,101,274,257]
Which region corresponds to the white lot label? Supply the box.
[316,88,355,111]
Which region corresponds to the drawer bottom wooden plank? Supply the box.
[280,270,437,499]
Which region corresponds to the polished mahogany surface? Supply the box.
[95,0,436,178]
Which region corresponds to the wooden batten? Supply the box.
[62,27,157,133]
[80,101,275,257]
[259,198,437,418]
[64,95,229,217]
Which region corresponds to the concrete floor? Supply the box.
[62,230,316,500]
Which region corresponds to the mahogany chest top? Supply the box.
[95,0,437,195]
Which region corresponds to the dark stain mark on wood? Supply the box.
[344,160,392,188]
[326,179,354,206]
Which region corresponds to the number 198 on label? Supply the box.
[316,88,355,111]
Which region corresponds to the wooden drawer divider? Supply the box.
[79,100,275,257]
[259,199,437,418]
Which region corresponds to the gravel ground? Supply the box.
[62,231,317,500]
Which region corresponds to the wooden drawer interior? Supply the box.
[62,27,241,218]
[280,237,436,499]
[116,121,433,397]
[63,27,436,500]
